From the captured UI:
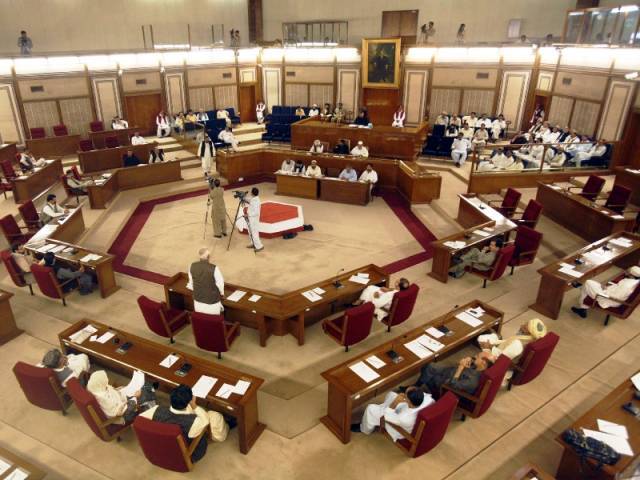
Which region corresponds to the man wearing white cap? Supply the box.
[571,266,640,318]
[305,159,323,178]
[478,318,547,360]
[350,140,369,157]
[309,139,324,153]
[308,104,319,117]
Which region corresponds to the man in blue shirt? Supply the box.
[339,164,357,182]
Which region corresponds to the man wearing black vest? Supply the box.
[140,384,228,463]
[187,247,224,314]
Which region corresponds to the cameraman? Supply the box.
[243,187,264,252]
[208,178,227,238]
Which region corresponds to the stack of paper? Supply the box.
[482,227,494,232]
[455,311,483,327]
[49,244,66,253]
[609,237,632,248]
[121,370,145,397]
[226,290,247,302]
[233,380,251,395]
[443,240,466,249]
[301,290,322,302]
[467,306,485,317]
[472,230,491,237]
[631,371,640,390]
[558,265,583,278]
[425,327,445,339]
[159,354,180,368]
[216,383,236,399]
[0,458,10,475]
[69,324,98,344]
[5,468,28,480]
[37,244,56,253]
[312,287,325,295]
[348,275,369,285]
[365,355,385,369]
[417,334,445,352]
[349,361,380,382]
[404,339,433,359]
[90,331,115,344]
[583,249,612,266]
[192,375,218,398]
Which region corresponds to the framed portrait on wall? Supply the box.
[362,38,401,88]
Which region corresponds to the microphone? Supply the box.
[333,268,345,289]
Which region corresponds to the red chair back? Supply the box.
[385,284,419,328]
[1,250,28,288]
[66,377,114,441]
[79,139,94,152]
[30,264,62,300]
[473,355,511,417]
[60,175,74,198]
[499,188,521,217]
[604,185,631,214]
[133,416,191,472]
[344,302,375,347]
[488,245,515,281]
[53,124,68,136]
[521,199,543,227]
[29,127,46,139]
[13,362,66,412]
[18,200,40,227]
[105,136,119,148]
[137,295,181,340]
[89,121,104,132]
[191,312,229,354]
[511,332,559,387]
[1,160,17,180]
[403,392,458,458]
[510,226,543,268]
[0,215,27,245]
[580,175,605,201]
[71,166,82,180]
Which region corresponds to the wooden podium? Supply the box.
[0,290,21,345]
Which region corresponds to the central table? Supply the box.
[275,173,318,199]
[274,173,370,205]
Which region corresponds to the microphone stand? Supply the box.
[333,268,345,289]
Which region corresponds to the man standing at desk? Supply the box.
[188,247,225,314]
[41,194,68,224]
[350,141,369,157]
[244,188,264,252]
[339,165,357,182]
[123,150,140,167]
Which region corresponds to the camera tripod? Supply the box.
[202,192,258,255]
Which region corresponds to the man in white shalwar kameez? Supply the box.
[256,102,266,124]
[355,278,410,321]
[244,187,263,252]
[571,266,640,318]
[156,112,170,138]
[198,134,216,177]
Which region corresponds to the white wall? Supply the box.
[0,0,248,54]
[263,0,575,44]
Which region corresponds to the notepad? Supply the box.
[248,294,261,303]
[192,375,218,398]
[216,383,235,399]
[404,339,433,359]
[417,334,445,352]
[92,331,115,344]
[233,380,251,395]
[425,327,445,339]
[597,419,628,439]
[121,370,145,398]
[349,361,380,383]
[365,355,386,369]
[455,311,483,327]
[226,290,247,302]
[348,275,369,285]
[312,287,325,295]
[301,290,322,302]
[159,354,180,368]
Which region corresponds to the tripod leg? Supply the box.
[226,201,243,251]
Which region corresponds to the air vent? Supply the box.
[286,71,296,77]
[30,85,44,93]
[476,72,489,80]
[222,72,232,79]
[135,79,147,85]
[562,77,572,85]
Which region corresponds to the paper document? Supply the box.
[482,227,494,232]
[37,244,56,253]
[233,380,251,395]
[631,371,640,390]
[216,383,235,399]
[301,290,322,302]
[611,215,624,219]
[583,429,634,456]
[192,375,218,398]
[226,290,247,302]
[597,419,628,439]
[348,275,369,285]
[456,311,483,328]
[4,469,28,480]
[404,339,433,359]
[349,361,380,383]
[0,458,11,475]
[467,306,485,318]
[558,266,583,278]
[609,238,632,248]
[248,294,261,303]
[92,331,115,344]
[356,272,370,279]
[159,354,180,368]
[443,241,466,249]
[417,334,445,352]
[49,244,66,253]
[472,230,491,237]
[365,355,386,369]
[313,287,325,295]
[80,253,102,262]
[121,370,145,397]
[27,224,58,244]
[69,324,98,344]
[425,327,445,339]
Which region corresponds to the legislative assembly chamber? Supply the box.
[0,1,639,479]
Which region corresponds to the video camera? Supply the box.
[233,190,249,201]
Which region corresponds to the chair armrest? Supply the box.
[380,417,415,442]
[187,429,207,456]
[166,310,188,326]
[594,293,632,307]
[516,248,538,259]
[323,317,344,335]
[441,383,479,402]
[58,277,79,289]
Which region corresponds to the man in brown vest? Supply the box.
[187,248,224,314]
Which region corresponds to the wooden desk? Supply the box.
[319,177,369,205]
[0,143,18,164]
[86,161,183,209]
[78,143,156,174]
[0,444,46,480]
[49,205,86,244]
[164,265,389,347]
[429,220,515,283]
[25,134,80,157]
[59,319,265,454]
[275,173,318,199]
[511,463,555,480]
[457,193,517,230]
[25,238,118,298]
[12,159,63,204]
[536,182,634,243]
[291,118,428,160]
[614,166,640,206]
[89,127,137,149]
[396,161,442,204]
[0,290,21,345]
[320,300,504,444]
[529,232,640,319]
[555,372,640,480]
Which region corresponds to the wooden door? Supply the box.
[382,10,418,44]
[362,87,400,126]
[618,111,640,168]
[124,93,162,136]
[239,85,257,122]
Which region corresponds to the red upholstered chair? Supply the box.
[508,332,559,390]
[66,377,131,442]
[0,178,13,199]
[568,175,605,201]
[60,174,86,205]
[508,226,543,275]
[13,362,71,414]
[53,124,68,136]
[322,302,375,352]
[18,200,42,230]
[89,121,104,132]
[583,272,640,326]
[602,184,632,214]
[381,284,420,332]
[29,127,46,139]
[0,214,34,245]
[78,139,94,152]
[30,264,77,306]
[1,250,34,295]
[488,188,521,218]
[442,354,511,420]
[1,160,18,181]
[466,244,516,288]
[191,312,240,359]
[105,136,119,148]
[133,416,207,472]
[512,199,543,228]
[137,295,189,343]
[381,391,458,458]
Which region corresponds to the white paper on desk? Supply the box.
[37,244,56,253]
[609,238,632,248]
[63,247,75,253]
[301,290,322,302]
[583,429,634,456]
[482,227,494,232]
[559,262,576,270]
[17,176,27,180]
[349,361,380,383]
[443,240,466,249]
[425,327,445,339]
[121,370,145,397]
[4,468,28,480]
[192,375,218,398]
[597,419,629,439]
[49,244,66,253]
[348,275,369,285]
[0,458,11,475]
[248,294,261,303]
[549,184,562,190]
[233,380,251,395]
[404,339,433,360]
[312,287,325,295]
[226,290,247,302]
[365,355,386,369]
[456,311,483,328]
[96,331,115,344]
[558,266,583,278]
[356,272,370,279]
[159,354,180,368]
[69,324,98,343]
[631,372,640,391]
[216,383,235,399]
[467,307,485,318]
[417,334,445,352]
[472,230,490,237]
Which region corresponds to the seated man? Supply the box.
[308,104,320,117]
[41,348,90,387]
[293,160,305,174]
[414,351,495,396]
[435,111,449,126]
[571,266,640,318]
[462,112,478,128]
[218,127,239,152]
[186,110,197,123]
[354,109,369,126]
[449,238,503,279]
[305,160,323,178]
[122,149,141,167]
[332,103,344,123]
[548,148,567,168]
[41,194,68,224]
[131,132,146,145]
[339,164,357,182]
[140,384,229,464]
[449,115,462,128]
[450,133,468,168]
[111,116,129,129]
[459,122,474,140]
[542,125,561,144]
[359,164,378,186]
[11,243,34,285]
[350,140,369,157]
[280,158,295,173]
[355,277,410,321]
[478,318,547,360]
[295,106,306,117]
[216,109,232,128]
[64,169,93,193]
[351,387,433,438]
[333,139,349,154]
[491,114,507,140]
[19,151,46,173]
[173,113,185,134]
[41,251,95,295]
[320,103,333,120]
[515,138,544,168]
[445,125,459,137]
[196,109,209,122]
[506,156,525,171]
[510,131,528,145]
[489,148,508,169]
[309,139,324,154]
[573,139,607,167]
[149,147,165,163]
[471,124,489,150]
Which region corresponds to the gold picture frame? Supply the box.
[361,38,401,88]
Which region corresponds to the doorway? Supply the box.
[239,85,257,123]
[381,10,418,44]
[124,93,163,136]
